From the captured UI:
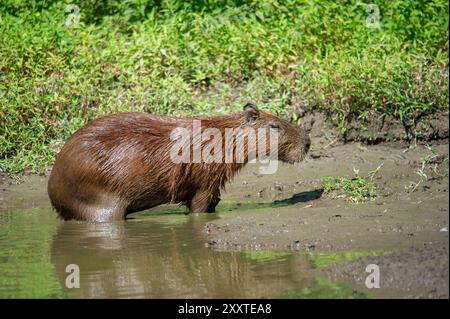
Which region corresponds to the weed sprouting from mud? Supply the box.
[321,166,382,203]
[405,145,449,193]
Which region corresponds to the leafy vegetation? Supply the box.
[321,166,381,203]
[1,0,448,173]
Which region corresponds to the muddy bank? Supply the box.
[203,137,449,298]
[304,110,449,143]
[204,198,449,252]
[0,174,50,211]
[205,140,448,250]
[321,244,449,299]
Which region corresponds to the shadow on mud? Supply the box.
[124,188,324,217]
[216,188,324,213]
[274,188,324,205]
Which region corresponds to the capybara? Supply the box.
[48,102,313,221]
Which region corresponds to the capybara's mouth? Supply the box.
[278,148,308,164]
[283,152,308,164]
[297,149,309,163]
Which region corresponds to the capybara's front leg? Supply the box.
[207,193,221,213]
[188,190,220,214]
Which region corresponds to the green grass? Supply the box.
[306,250,390,268]
[321,167,380,203]
[1,0,448,174]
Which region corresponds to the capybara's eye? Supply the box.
[268,121,281,130]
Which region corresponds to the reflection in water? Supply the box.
[0,208,67,298]
[0,206,364,298]
[51,214,312,298]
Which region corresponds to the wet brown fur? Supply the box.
[48,103,312,221]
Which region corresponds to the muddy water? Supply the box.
[0,192,369,299]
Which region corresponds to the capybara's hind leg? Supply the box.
[77,203,126,222]
[72,193,126,222]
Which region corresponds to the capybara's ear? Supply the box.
[243,102,260,122]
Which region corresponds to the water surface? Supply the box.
[0,202,365,298]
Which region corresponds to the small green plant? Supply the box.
[321,166,381,203]
[405,145,449,192]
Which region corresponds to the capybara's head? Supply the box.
[242,102,313,164]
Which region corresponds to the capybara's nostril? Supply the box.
[303,138,311,154]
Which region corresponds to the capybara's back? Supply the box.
[48,112,182,221]
[48,103,312,221]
